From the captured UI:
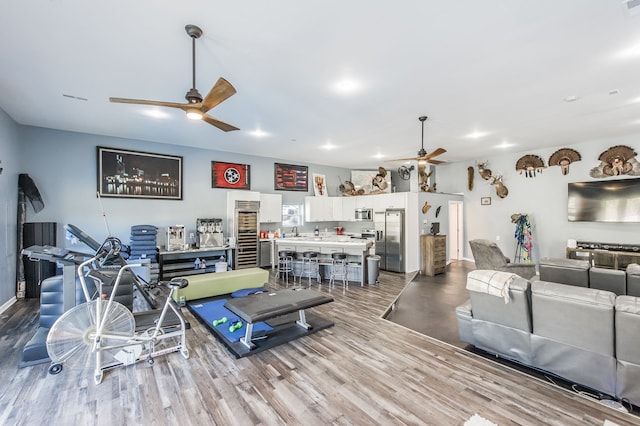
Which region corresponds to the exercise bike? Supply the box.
[46,237,190,384]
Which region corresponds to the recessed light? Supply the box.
[464,131,489,139]
[332,77,362,94]
[609,89,620,95]
[249,129,269,138]
[564,95,580,102]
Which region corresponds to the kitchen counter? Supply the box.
[275,236,372,247]
[274,236,374,286]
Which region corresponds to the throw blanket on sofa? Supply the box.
[466,270,517,303]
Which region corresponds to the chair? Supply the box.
[468,239,537,279]
[329,252,349,290]
[297,251,321,287]
[276,250,295,285]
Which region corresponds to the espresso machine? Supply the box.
[196,218,224,248]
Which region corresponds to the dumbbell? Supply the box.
[212,317,227,326]
[229,321,243,332]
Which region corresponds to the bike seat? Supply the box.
[162,278,189,290]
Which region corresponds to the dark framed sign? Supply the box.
[274,163,308,191]
[97,146,183,200]
[212,161,251,190]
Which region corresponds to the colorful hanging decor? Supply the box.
[512,213,533,262]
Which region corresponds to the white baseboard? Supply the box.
[0,296,17,314]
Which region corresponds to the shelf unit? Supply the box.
[566,247,640,270]
[158,247,235,280]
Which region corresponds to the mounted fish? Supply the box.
[590,145,640,178]
[477,161,492,180]
[548,148,581,175]
[490,174,509,198]
[515,154,547,177]
[467,166,474,190]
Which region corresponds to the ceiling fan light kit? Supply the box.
[109,24,239,132]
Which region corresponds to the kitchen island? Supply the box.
[274,236,374,286]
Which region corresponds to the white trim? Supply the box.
[0,297,17,314]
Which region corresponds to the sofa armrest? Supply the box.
[499,263,537,280]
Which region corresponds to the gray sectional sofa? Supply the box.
[456,267,640,406]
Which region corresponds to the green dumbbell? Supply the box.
[229,321,243,332]
[213,317,227,326]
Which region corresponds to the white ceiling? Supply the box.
[1,1,640,170]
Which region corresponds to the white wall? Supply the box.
[436,133,640,261]
[0,108,20,305]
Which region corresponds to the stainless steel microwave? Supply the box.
[355,208,373,221]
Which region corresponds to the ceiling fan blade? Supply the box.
[424,147,447,159]
[385,157,421,162]
[422,159,446,165]
[109,97,192,111]
[200,78,237,113]
[201,113,240,132]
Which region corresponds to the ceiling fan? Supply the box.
[387,116,446,164]
[109,24,239,132]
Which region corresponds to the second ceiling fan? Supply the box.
[388,116,446,164]
[109,24,239,132]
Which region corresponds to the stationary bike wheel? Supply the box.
[46,300,135,371]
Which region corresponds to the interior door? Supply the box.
[448,201,463,260]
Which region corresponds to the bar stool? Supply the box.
[329,252,349,290]
[276,250,295,285]
[298,251,320,287]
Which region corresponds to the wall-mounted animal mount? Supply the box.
[477,161,492,180]
[422,201,431,214]
[371,167,388,193]
[515,154,547,177]
[490,174,509,198]
[467,166,474,190]
[548,148,581,175]
[418,163,436,192]
[590,145,640,178]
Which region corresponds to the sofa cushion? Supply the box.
[589,267,626,296]
[538,257,589,287]
[627,264,640,297]
[468,275,531,332]
[531,280,615,355]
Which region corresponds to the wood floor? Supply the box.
[1,265,638,425]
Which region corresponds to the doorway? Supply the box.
[448,200,463,261]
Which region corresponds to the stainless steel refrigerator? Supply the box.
[374,209,405,272]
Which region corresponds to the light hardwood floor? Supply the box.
[0,268,637,425]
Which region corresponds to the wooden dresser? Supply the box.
[420,234,446,276]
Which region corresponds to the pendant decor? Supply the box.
[515,154,547,178]
[548,148,581,175]
[590,145,640,178]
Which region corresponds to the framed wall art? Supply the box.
[274,163,308,191]
[481,197,492,205]
[212,161,251,190]
[312,173,327,196]
[97,146,183,200]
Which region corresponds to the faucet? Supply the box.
[291,226,299,237]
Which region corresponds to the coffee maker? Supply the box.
[196,218,224,248]
[166,225,186,251]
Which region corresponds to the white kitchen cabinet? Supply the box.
[341,196,356,221]
[372,192,406,211]
[260,193,282,223]
[305,196,337,222]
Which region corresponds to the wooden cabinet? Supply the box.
[260,193,282,223]
[566,247,640,270]
[420,235,446,276]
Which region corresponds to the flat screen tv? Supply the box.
[568,178,640,223]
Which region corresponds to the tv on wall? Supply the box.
[568,178,640,223]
